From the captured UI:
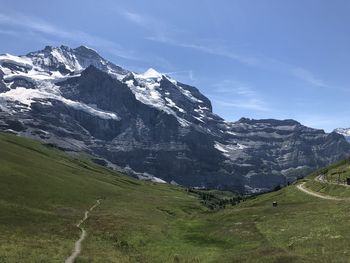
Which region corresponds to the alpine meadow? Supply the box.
[1,1,350,262]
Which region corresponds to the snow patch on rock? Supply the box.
[125,78,190,127]
[0,86,120,120]
[0,54,33,69]
[178,86,203,103]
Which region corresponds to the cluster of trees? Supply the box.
[186,188,247,211]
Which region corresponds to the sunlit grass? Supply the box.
[1,133,350,262]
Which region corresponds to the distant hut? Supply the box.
[272,201,278,207]
[346,178,350,185]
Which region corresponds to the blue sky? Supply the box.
[0,0,349,131]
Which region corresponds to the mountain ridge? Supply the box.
[1,45,349,193]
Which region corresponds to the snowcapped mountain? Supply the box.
[1,45,350,193]
[0,45,214,129]
[334,128,350,142]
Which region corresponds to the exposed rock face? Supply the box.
[334,128,350,142]
[1,45,349,193]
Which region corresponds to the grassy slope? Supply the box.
[1,133,350,263]
[304,160,350,198]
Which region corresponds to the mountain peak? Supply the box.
[140,68,163,79]
[43,45,54,51]
[75,45,96,51]
[40,45,71,53]
[74,45,99,57]
[20,45,127,77]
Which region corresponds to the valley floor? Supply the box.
[1,133,350,262]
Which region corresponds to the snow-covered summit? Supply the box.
[26,45,127,77]
[136,68,163,79]
[0,45,131,120]
[0,45,127,83]
[0,45,214,128]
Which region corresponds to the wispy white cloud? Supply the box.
[210,79,270,112]
[0,11,177,69]
[0,12,139,60]
[292,67,328,88]
[117,8,258,66]
[213,98,269,112]
[118,8,179,41]
[121,10,336,90]
[150,35,336,90]
[3,8,335,93]
[123,11,144,25]
[147,37,259,66]
[163,70,197,82]
[0,28,22,37]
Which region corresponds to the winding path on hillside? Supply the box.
[65,200,101,263]
[315,174,350,188]
[296,182,345,200]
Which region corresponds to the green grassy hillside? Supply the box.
[1,133,350,263]
[303,159,350,198]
